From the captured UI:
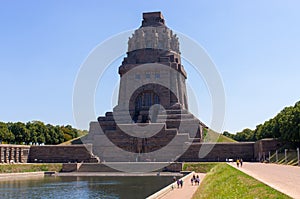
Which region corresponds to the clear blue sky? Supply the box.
[0,1,299,133]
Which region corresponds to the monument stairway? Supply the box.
[79,107,204,162]
[73,162,182,173]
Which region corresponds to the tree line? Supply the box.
[0,121,87,145]
[223,100,300,144]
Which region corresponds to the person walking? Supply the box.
[240,158,243,167]
[191,177,194,185]
[236,159,240,168]
[179,179,183,188]
[196,175,200,185]
[177,179,180,188]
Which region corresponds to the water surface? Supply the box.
[0,176,174,199]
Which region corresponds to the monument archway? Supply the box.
[134,91,160,110]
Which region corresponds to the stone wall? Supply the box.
[27,144,99,163]
[62,162,182,172]
[0,144,30,163]
[1,139,283,164]
[254,139,284,161]
[61,163,81,172]
[179,142,255,162]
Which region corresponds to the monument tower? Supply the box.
[83,12,207,162]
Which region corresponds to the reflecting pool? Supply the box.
[0,176,174,199]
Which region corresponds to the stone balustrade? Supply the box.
[0,144,30,163]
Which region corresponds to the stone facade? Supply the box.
[0,144,98,164]
[179,142,255,162]
[27,144,99,163]
[128,27,180,53]
[82,11,206,162]
[128,12,180,53]
[0,139,283,163]
[62,162,182,172]
[254,138,284,161]
[0,144,30,163]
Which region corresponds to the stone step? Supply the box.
[162,109,189,115]
[157,114,194,120]
[163,119,200,129]
[76,162,182,172]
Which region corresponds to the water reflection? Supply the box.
[0,176,173,199]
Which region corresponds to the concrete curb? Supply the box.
[0,172,46,180]
[57,172,183,177]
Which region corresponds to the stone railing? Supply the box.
[0,144,30,163]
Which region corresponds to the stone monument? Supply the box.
[81,12,207,162]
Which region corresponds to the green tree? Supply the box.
[32,121,47,145]
[234,128,254,141]
[61,125,78,141]
[234,100,300,145]
[0,122,14,143]
[0,120,85,145]
[26,122,38,144]
[54,125,65,143]
[222,131,234,139]
[9,122,27,144]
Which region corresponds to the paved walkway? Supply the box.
[160,173,206,199]
[228,162,300,198]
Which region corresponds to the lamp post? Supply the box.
[285,149,288,164]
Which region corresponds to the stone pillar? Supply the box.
[19,148,23,163]
[5,147,9,163]
[14,147,19,163]
[1,147,5,163]
[0,147,2,163]
[9,147,13,162]
[11,147,15,163]
[20,148,30,163]
[18,148,22,163]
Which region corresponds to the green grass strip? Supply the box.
[0,163,62,173]
[183,162,219,173]
[192,163,291,199]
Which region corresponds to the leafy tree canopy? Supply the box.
[0,121,83,145]
[223,100,300,145]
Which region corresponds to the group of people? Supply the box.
[172,173,200,190]
[190,174,200,185]
[173,176,183,188]
[236,158,243,167]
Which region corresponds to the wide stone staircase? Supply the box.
[80,108,203,162]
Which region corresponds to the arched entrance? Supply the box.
[135,91,160,110]
[133,91,160,123]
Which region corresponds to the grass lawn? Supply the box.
[204,129,237,143]
[0,163,62,173]
[192,163,291,199]
[183,162,218,173]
